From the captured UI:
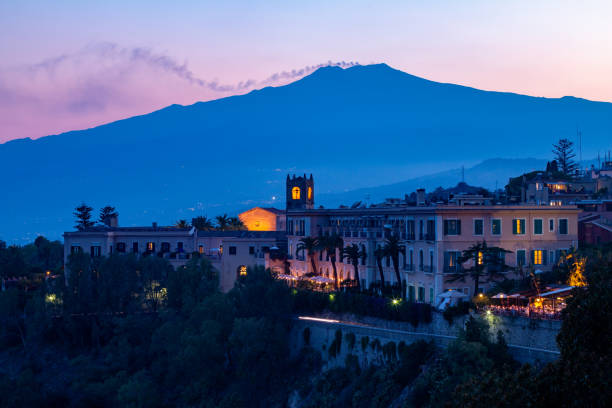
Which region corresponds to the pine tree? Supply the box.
[99,206,118,224]
[552,139,578,177]
[74,203,95,231]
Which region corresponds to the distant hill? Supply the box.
[2,63,612,243]
[319,158,546,207]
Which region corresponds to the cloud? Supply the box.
[0,43,360,142]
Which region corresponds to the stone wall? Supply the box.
[290,312,561,366]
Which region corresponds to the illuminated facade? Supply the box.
[285,176,580,303]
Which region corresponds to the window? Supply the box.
[444,251,462,273]
[549,250,555,265]
[291,187,301,200]
[249,246,255,255]
[116,242,126,253]
[474,219,483,236]
[229,246,237,255]
[429,250,434,272]
[199,245,204,254]
[70,245,81,255]
[533,250,544,265]
[426,219,435,240]
[90,246,101,257]
[409,249,414,268]
[443,219,461,235]
[549,219,555,232]
[419,250,424,270]
[419,220,424,239]
[132,242,139,253]
[161,242,170,253]
[177,242,184,252]
[147,242,155,252]
[533,219,543,235]
[559,219,568,235]
[512,219,526,235]
[408,286,415,301]
[429,288,434,304]
[516,250,526,266]
[238,265,247,276]
[491,219,501,235]
[418,287,425,302]
[307,186,313,200]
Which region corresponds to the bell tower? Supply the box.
[286,174,314,210]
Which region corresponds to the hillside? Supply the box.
[2,63,612,242]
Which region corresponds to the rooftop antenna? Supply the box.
[577,129,582,165]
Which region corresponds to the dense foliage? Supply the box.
[0,238,610,407]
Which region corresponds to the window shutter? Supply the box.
[513,220,517,234]
[443,220,448,235]
[543,251,548,265]
[457,220,461,235]
[530,250,535,265]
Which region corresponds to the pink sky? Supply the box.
[1,1,611,143]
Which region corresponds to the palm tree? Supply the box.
[296,237,319,275]
[215,214,230,230]
[228,217,246,231]
[446,240,512,296]
[318,234,343,291]
[175,219,190,228]
[383,234,405,294]
[192,216,214,231]
[342,243,363,290]
[374,245,386,290]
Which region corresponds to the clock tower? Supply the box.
[286,174,314,210]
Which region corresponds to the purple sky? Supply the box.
[1,1,611,143]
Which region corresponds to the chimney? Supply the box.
[416,188,426,206]
[102,214,118,227]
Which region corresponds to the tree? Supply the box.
[296,237,319,275]
[215,214,230,231]
[383,234,405,295]
[192,216,214,231]
[552,138,577,177]
[74,203,95,231]
[446,241,511,296]
[98,206,118,224]
[342,244,363,290]
[228,217,246,231]
[374,246,386,290]
[175,219,190,229]
[318,234,343,291]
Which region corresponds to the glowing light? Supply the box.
[239,265,247,276]
[307,186,313,200]
[568,256,587,287]
[391,298,401,305]
[477,251,483,265]
[479,293,484,298]
[298,316,340,323]
[292,187,301,200]
[329,293,335,301]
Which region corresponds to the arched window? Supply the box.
[292,187,301,200]
[307,186,313,200]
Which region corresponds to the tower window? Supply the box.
[307,186,313,200]
[292,187,301,200]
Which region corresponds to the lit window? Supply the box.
[147,242,154,252]
[198,245,204,254]
[292,187,301,200]
[239,265,247,276]
[512,219,525,235]
[533,250,543,265]
[477,251,483,265]
[307,186,313,200]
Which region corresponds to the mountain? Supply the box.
[319,158,547,207]
[2,63,612,243]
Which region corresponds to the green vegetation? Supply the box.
[0,238,609,407]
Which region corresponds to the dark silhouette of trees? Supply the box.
[446,241,511,296]
[175,219,190,228]
[318,234,343,290]
[98,206,118,224]
[384,234,405,295]
[74,203,95,230]
[192,216,214,231]
[215,214,230,230]
[296,236,319,275]
[552,138,578,177]
[342,243,363,290]
[374,245,386,290]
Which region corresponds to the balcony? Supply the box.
[405,233,415,241]
[423,265,435,273]
[425,233,435,241]
[443,265,464,274]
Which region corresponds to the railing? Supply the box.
[403,264,414,272]
[443,266,464,274]
[425,233,435,241]
[423,265,435,273]
[405,233,415,241]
